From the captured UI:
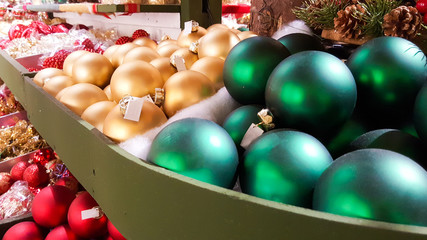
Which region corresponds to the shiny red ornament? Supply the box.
[68,191,108,239]
[0,172,14,195]
[3,221,45,240]
[29,21,52,35]
[55,176,80,195]
[108,220,127,240]
[21,27,39,38]
[8,24,27,40]
[33,148,55,165]
[32,185,76,228]
[22,163,49,188]
[417,0,427,14]
[45,224,84,240]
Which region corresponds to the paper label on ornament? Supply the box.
[81,207,101,220]
[174,56,187,72]
[183,21,193,34]
[141,94,154,104]
[124,97,144,122]
[240,123,264,149]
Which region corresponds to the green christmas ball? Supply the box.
[222,105,263,147]
[347,36,427,128]
[313,149,427,226]
[265,51,357,139]
[223,36,291,105]
[240,129,333,207]
[350,129,427,169]
[278,33,324,55]
[147,118,239,188]
[414,84,427,142]
[325,118,367,159]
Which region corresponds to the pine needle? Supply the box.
[293,0,348,30]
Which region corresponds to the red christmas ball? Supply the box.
[32,185,76,228]
[55,176,80,195]
[0,172,14,194]
[10,160,31,181]
[424,13,427,25]
[417,0,427,14]
[23,163,49,187]
[68,191,108,238]
[45,224,84,240]
[3,221,44,240]
[108,220,127,240]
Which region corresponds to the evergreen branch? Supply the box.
[356,0,401,37]
[293,0,349,30]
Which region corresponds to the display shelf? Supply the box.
[1,51,427,239]
[22,0,222,29]
[23,3,181,14]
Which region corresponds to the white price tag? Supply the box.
[174,56,187,72]
[81,207,101,220]
[240,123,264,149]
[124,97,145,122]
[141,94,154,104]
[183,21,193,34]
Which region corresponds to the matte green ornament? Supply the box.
[222,105,263,147]
[278,33,324,55]
[265,51,357,140]
[313,149,427,227]
[414,84,427,142]
[240,129,333,207]
[223,36,291,105]
[349,129,427,169]
[148,118,239,188]
[347,36,427,128]
[326,118,367,159]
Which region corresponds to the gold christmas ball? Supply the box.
[230,28,241,35]
[103,45,120,64]
[156,43,180,58]
[198,28,240,60]
[110,60,163,102]
[163,70,215,117]
[63,50,89,76]
[170,48,199,70]
[237,31,258,40]
[190,56,225,91]
[122,46,160,64]
[103,101,167,142]
[59,83,108,116]
[104,85,112,101]
[72,53,114,88]
[33,68,66,87]
[177,26,207,48]
[42,75,75,97]
[150,57,177,84]
[111,43,139,68]
[81,100,116,132]
[132,37,158,50]
[157,39,178,49]
[55,87,68,100]
[207,23,229,31]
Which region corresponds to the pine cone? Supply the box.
[334,4,366,39]
[383,6,421,40]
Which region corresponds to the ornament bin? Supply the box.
[0,149,47,236]
[1,37,427,240]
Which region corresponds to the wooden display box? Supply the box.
[0,49,427,239]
